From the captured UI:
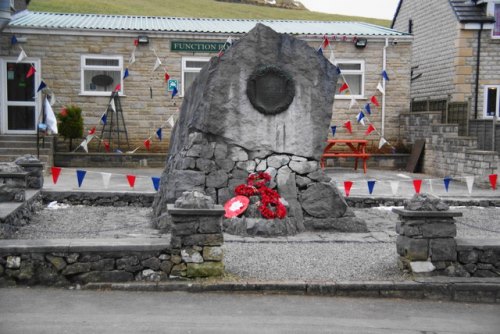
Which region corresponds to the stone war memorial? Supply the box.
[153,24,368,236]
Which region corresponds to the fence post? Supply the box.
[445,94,451,124]
[466,97,471,136]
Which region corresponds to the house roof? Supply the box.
[449,0,495,23]
[392,0,495,28]
[8,11,409,37]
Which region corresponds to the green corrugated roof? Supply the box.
[9,11,409,37]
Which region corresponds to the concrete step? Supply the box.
[0,147,52,155]
[0,141,52,149]
[0,135,39,142]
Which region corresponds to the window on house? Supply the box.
[494,4,500,37]
[484,85,500,118]
[81,55,123,95]
[335,61,365,99]
[182,57,210,96]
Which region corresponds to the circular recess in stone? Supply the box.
[246,65,295,115]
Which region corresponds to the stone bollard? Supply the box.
[15,155,44,189]
[393,194,462,275]
[167,191,225,278]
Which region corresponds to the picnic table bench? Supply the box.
[320,139,370,173]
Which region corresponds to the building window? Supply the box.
[494,4,500,37]
[182,57,210,96]
[484,86,500,118]
[335,60,365,99]
[81,55,123,96]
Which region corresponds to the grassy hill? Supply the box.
[28,0,391,27]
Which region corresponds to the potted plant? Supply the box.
[57,105,83,151]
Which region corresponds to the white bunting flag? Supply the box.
[85,134,94,144]
[129,50,136,65]
[390,181,399,196]
[349,97,356,110]
[329,50,336,65]
[49,93,57,106]
[16,49,27,63]
[101,172,112,189]
[465,176,474,195]
[110,99,116,112]
[359,118,365,126]
[126,147,139,154]
[226,36,233,45]
[377,81,385,95]
[80,139,89,153]
[378,137,388,149]
[153,57,162,71]
[167,115,175,128]
[428,179,434,194]
[44,97,58,134]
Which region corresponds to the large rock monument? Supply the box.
[153,24,367,236]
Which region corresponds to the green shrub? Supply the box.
[57,105,84,150]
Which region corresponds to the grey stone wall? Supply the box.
[456,240,500,278]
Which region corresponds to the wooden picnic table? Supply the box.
[320,139,370,173]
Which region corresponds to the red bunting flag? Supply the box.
[344,181,353,197]
[103,141,110,152]
[88,127,96,135]
[51,167,62,184]
[339,83,349,93]
[343,120,352,134]
[364,124,376,136]
[144,139,151,151]
[371,96,380,107]
[489,174,498,190]
[114,84,121,92]
[413,179,422,194]
[321,35,330,49]
[26,65,36,78]
[134,39,139,46]
[165,72,170,82]
[126,175,136,188]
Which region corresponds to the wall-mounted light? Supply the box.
[354,38,367,49]
[138,35,149,44]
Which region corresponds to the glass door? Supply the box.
[1,59,40,134]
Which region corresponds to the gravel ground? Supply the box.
[9,203,500,281]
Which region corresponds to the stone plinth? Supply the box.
[167,202,225,278]
[15,155,44,189]
[393,208,462,275]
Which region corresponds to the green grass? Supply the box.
[29,0,391,26]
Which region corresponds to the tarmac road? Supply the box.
[1,288,499,334]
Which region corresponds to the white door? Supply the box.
[1,58,41,134]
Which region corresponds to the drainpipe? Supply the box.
[0,0,12,32]
[473,23,483,120]
[382,38,388,137]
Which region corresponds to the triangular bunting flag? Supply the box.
[428,179,434,194]
[367,180,376,195]
[382,70,390,81]
[103,141,111,152]
[152,177,161,191]
[101,172,112,189]
[376,81,385,95]
[378,138,387,149]
[364,124,375,136]
[321,35,330,49]
[343,120,352,134]
[344,181,353,197]
[115,149,123,154]
[126,147,139,154]
[153,57,162,71]
[359,118,365,126]
[88,127,96,135]
[390,181,399,196]
[413,179,422,194]
[26,65,36,78]
[465,176,474,195]
[339,82,349,93]
[489,174,497,190]
[144,139,151,151]
[80,139,89,153]
[329,50,336,65]
[85,134,94,144]
[76,170,87,188]
[226,36,233,45]
[317,47,323,56]
[349,97,356,109]
[101,114,107,125]
[11,35,18,45]
[336,67,341,75]
[16,49,27,63]
[37,81,47,92]
[123,68,129,79]
[443,177,451,192]
[129,51,136,65]
[171,86,178,99]
[110,99,116,112]
[164,72,170,82]
[51,167,62,184]
[364,103,371,115]
[126,175,136,188]
[371,96,380,107]
[134,39,139,46]
[167,115,175,128]
[114,84,121,92]
[156,128,162,140]
[330,126,337,137]
[357,112,365,123]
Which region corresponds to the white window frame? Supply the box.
[484,85,500,118]
[488,2,500,38]
[334,60,365,99]
[80,55,123,96]
[181,56,210,96]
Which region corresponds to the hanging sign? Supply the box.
[171,41,228,53]
[168,79,178,92]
